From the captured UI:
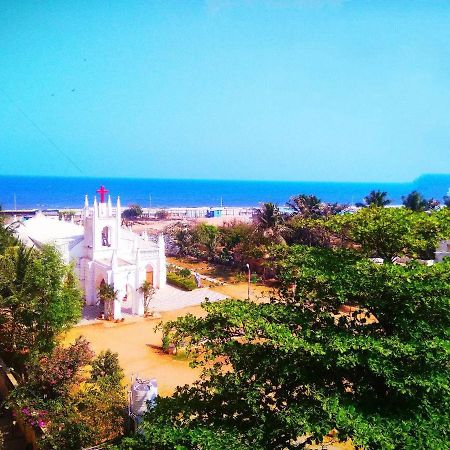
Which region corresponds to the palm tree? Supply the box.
[138,280,155,316]
[402,191,428,212]
[0,242,34,353]
[286,194,323,218]
[364,190,391,207]
[97,282,117,320]
[253,203,289,244]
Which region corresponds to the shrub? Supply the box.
[178,268,191,278]
[167,273,196,291]
[122,204,143,220]
[156,210,169,220]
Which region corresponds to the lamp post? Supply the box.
[246,263,251,300]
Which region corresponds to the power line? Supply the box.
[2,89,83,174]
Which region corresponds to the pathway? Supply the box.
[151,285,226,311]
[78,285,227,325]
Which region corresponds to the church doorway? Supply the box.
[146,264,154,286]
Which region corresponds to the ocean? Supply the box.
[0,175,449,210]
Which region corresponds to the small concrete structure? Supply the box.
[13,186,167,320]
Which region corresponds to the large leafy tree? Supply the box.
[122,204,143,220]
[193,223,220,260]
[364,190,391,207]
[10,341,126,449]
[118,246,450,449]
[323,206,449,260]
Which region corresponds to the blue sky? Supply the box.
[1,0,449,182]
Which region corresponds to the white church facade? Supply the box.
[14,187,166,320]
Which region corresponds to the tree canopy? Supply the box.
[119,244,450,449]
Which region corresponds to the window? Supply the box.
[101,226,111,247]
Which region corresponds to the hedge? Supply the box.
[167,272,197,291]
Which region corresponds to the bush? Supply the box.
[122,204,143,220]
[178,268,191,278]
[167,273,196,291]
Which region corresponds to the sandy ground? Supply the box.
[131,215,251,234]
[63,275,271,397]
[64,304,207,397]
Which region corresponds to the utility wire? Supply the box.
[2,89,83,174]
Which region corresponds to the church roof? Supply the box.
[15,213,84,247]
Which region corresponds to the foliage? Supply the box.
[164,222,196,257]
[138,280,156,316]
[286,216,333,248]
[253,202,290,245]
[178,268,192,277]
[155,209,170,220]
[90,349,124,382]
[167,272,197,291]
[364,190,391,207]
[0,243,83,361]
[444,193,450,207]
[127,247,450,449]
[322,206,449,260]
[21,337,94,400]
[10,341,126,449]
[286,194,323,217]
[402,190,438,211]
[122,204,143,220]
[287,194,346,218]
[58,210,76,220]
[193,223,220,259]
[97,282,118,320]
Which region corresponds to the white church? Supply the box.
[14,187,166,320]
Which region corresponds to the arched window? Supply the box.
[101,226,111,247]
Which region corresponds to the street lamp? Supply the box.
[246,263,251,300]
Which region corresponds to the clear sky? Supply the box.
[1,0,449,182]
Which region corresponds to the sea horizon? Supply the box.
[0,174,449,210]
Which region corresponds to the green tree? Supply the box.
[0,243,35,357]
[323,206,447,260]
[90,349,124,382]
[123,246,450,449]
[193,223,220,259]
[364,190,391,207]
[138,280,156,316]
[402,190,430,211]
[0,244,82,358]
[28,245,83,353]
[16,337,94,400]
[122,204,143,220]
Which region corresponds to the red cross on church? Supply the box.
[96,185,109,203]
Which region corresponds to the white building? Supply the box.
[14,189,166,320]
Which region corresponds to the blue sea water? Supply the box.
[0,175,449,210]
